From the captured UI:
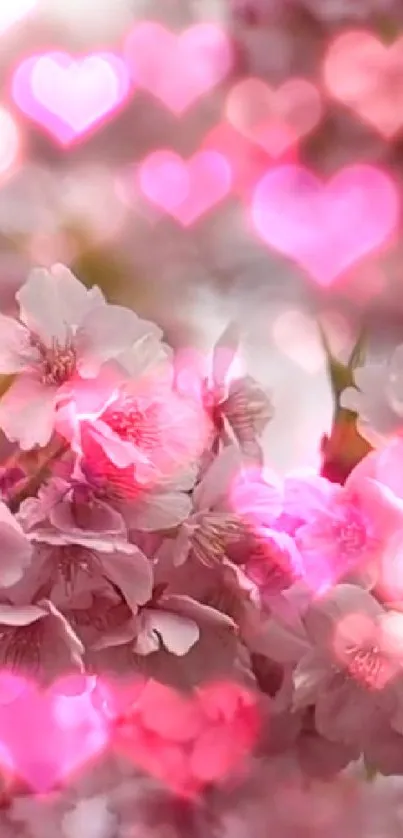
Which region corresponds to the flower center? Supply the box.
[32,335,77,386]
[344,644,384,690]
[191,513,245,566]
[331,505,368,556]
[244,533,296,593]
[101,397,159,450]
[55,545,96,595]
[0,621,44,673]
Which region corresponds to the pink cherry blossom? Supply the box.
[282,465,403,595]
[12,513,154,616]
[267,584,403,747]
[0,264,160,450]
[63,357,210,497]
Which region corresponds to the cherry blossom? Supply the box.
[0,264,160,450]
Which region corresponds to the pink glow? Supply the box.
[0,0,36,35]
[251,164,399,286]
[124,22,232,114]
[0,673,110,794]
[11,52,132,147]
[138,149,232,226]
[324,31,403,139]
[112,679,259,797]
[226,76,322,156]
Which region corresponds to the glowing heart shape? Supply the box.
[324,31,403,138]
[0,673,110,793]
[138,149,232,225]
[252,164,399,286]
[11,52,131,147]
[0,0,36,35]
[226,77,322,155]
[124,22,232,114]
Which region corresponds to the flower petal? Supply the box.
[17,265,100,344]
[0,604,46,626]
[122,491,191,531]
[0,502,32,587]
[315,676,376,745]
[76,305,156,377]
[193,445,243,512]
[0,314,32,374]
[0,374,57,449]
[142,609,200,656]
[303,584,383,650]
[160,594,236,629]
[100,547,153,613]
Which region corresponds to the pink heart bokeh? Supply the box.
[11,52,132,147]
[324,31,403,139]
[138,149,232,225]
[251,164,399,286]
[226,76,322,156]
[124,22,232,114]
[0,673,110,793]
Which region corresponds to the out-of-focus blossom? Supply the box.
[341,345,403,447]
[112,678,259,796]
[264,584,403,746]
[281,463,403,595]
[300,0,398,24]
[0,264,159,450]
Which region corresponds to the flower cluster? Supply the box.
[2,263,403,797]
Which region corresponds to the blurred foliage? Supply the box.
[69,224,131,304]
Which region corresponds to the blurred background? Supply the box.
[1,0,403,475]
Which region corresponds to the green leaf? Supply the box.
[318,323,367,408]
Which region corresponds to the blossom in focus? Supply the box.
[341,345,403,447]
[0,264,160,450]
[15,521,154,617]
[76,429,194,533]
[64,354,209,495]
